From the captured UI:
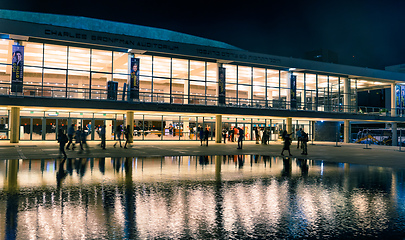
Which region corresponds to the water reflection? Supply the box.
[1,156,405,239]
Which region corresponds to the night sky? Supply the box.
[1,0,405,70]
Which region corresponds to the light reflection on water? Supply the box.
[1,156,405,239]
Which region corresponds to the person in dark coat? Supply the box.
[237,127,245,149]
[57,128,68,158]
[80,126,89,153]
[100,125,106,149]
[75,126,83,151]
[200,128,204,146]
[281,133,292,156]
[124,125,130,149]
[114,124,123,148]
[66,124,75,150]
[301,131,308,155]
[222,128,227,144]
[204,128,209,146]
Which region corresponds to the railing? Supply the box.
[0,82,400,116]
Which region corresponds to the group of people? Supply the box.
[57,123,132,158]
[221,127,245,149]
[281,128,309,156]
[254,128,270,145]
[57,124,90,158]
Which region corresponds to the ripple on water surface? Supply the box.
[1,156,405,239]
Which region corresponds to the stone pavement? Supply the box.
[0,140,404,169]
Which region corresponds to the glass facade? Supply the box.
[0,39,380,113]
[0,37,399,142]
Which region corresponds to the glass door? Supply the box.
[45,118,57,140]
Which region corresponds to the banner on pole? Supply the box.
[130,58,140,100]
[11,45,24,93]
[290,75,297,109]
[218,67,226,104]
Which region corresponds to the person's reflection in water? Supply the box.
[75,158,87,178]
[124,157,137,239]
[263,155,270,168]
[281,157,292,177]
[66,158,73,176]
[113,158,122,173]
[6,192,18,239]
[199,155,209,167]
[297,158,309,177]
[56,158,67,189]
[238,155,244,169]
[99,158,105,175]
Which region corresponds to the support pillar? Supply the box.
[344,120,350,143]
[391,83,397,117]
[126,111,134,143]
[10,107,20,143]
[215,115,222,143]
[286,117,292,134]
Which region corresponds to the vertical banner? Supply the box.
[290,75,297,109]
[11,45,24,93]
[395,85,401,109]
[218,67,226,104]
[130,58,140,100]
[401,85,405,109]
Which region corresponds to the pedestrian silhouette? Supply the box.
[281,133,292,156]
[57,128,68,158]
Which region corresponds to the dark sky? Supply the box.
[1,0,405,70]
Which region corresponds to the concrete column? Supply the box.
[126,111,134,143]
[391,83,397,117]
[10,107,20,143]
[344,78,350,112]
[215,114,222,143]
[344,120,350,143]
[392,122,398,146]
[286,117,292,134]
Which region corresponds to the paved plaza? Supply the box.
[0,140,404,169]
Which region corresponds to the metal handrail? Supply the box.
[0,82,399,116]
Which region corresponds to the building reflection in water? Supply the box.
[0,156,405,239]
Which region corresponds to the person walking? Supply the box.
[114,124,123,148]
[255,128,260,144]
[281,133,292,156]
[204,127,209,146]
[237,127,245,149]
[124,125,130,149]
[75,126,83,152]
[222,127,227,144]
[80,126,89,153]
[100,125,106,149]
[57,128,68,158]
[301,131,308,155]
[296,128,302,149]
[66,124,75,150]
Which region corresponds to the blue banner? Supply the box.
[11,45,24,92]
[290,75,297,109]
[218,67,226,104]
[396,85,401,108]
[402,85,405,109]
[130,58,140,100]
